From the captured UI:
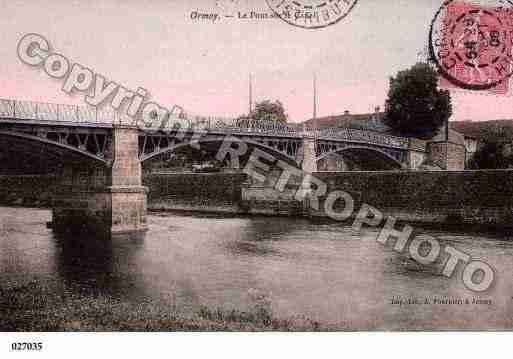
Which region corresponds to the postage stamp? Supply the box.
[430,0,513,94]
[266,0,358,29]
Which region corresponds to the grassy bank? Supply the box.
[0,281,327,332]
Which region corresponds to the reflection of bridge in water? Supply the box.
[0,99,424,238]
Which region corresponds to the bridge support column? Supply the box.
[107,126,148,235]
[301,136,318,173]
[52,126,148,239]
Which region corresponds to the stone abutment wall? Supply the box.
[312,170,513,227]
[1,170,512,228]
[143,173,247,213]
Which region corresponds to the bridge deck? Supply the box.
[0,98,410,150]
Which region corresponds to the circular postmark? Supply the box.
[429,0,513,91]
[266,0,358,29]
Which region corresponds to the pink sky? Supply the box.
[1,0,513,123]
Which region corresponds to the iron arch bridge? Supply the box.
[0,99,414,171]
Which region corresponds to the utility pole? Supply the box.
[313,73,318,130]
[249,73,253,116]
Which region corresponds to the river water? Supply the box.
[1,206,513,330]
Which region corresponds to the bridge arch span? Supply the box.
[0,130,108,165]
[139,135,300,168]
[316,145,405,171]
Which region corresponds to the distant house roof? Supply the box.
[303,110,390,133]
[451,120,513,140]
[301,111,490,146]
[429,128,466,146]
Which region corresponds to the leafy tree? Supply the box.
[384,63,452,137]
[250,100,288,122]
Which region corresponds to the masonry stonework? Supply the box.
[427,141,466,170]
[51,126,148,239]
[312,170,513,227]
[301,136,318,173]
[3,169,513,229]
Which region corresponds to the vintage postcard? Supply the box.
[1,0,513,349]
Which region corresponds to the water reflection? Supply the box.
[54,236,108,292]
[1,206,513,330]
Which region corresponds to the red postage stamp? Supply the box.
[432,1,513,94]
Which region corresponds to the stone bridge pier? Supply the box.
[51,126,148,239]
[301,135,318,173]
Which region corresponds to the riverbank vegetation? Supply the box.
[0,281,327,332]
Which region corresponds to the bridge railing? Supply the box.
[0,98,409,149]
[0,99,125,124]
[0,99,300,136]
[166,116,300,136]
[309,128,409,149]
